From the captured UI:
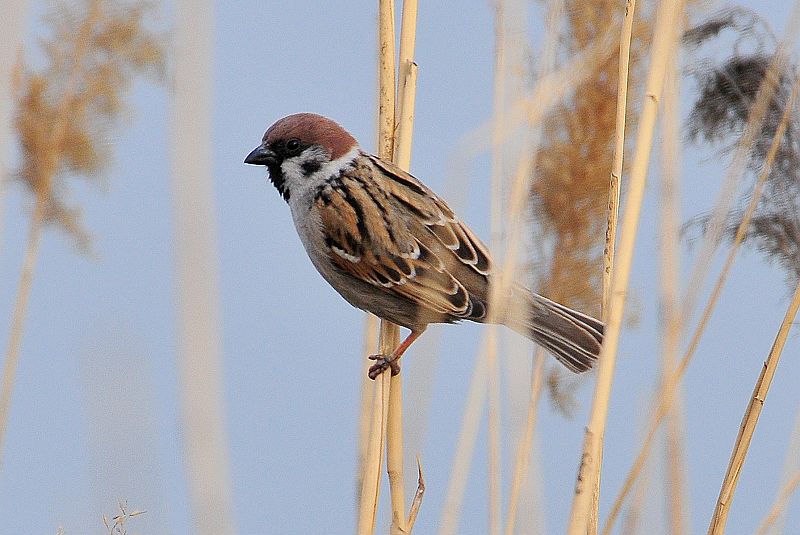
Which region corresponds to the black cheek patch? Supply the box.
[301,160,322,175]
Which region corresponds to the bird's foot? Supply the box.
[367,353,401,380]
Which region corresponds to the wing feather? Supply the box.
[313,155,495,321]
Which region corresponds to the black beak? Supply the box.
[244,144,277,166]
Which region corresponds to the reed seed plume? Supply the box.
[530,0,652,316]
[684,8,800,286]
[0,0,165,472]
[14,0,164,250]
[529,1,652,411]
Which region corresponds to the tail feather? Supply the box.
[505,288,605,373]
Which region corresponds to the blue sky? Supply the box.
[0,1,799,534]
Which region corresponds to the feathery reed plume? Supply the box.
[0,0,163,466]
[0,0,29,245]
[684,8,800,287]
[566,0,686,531]
[603,7,800,530]
[530,0,650,319]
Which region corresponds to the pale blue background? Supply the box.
[0,1,798,534]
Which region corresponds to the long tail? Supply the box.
[503,288,604,373]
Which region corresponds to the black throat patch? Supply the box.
[267,163,290,201]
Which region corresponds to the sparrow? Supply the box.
[245,113,604,379]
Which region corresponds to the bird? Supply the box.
[245,113,604,379]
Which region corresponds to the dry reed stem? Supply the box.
[439,338,489,535]
[388,1,420,532]
[406,456,426,531]
[486,2,507,532]
[0,202,43,464]
[565,1,685,532]
[753,471,800,535]
[659,17,688,535]
[357,313,379,505]
[591,3,638,531]
[387,371,406,534]
[602,75,800,535]
[0,0,103,466]
[356,1,396,531]
[602,0,637,321]
[443,2,595,531]
[358,373,392,534]
[171,0,236,535]
[503,351,546,535]
[172,1,237,532]
[706,281,800,534]
[502,3,560,531]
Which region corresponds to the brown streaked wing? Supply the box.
[314,174,472,318]
[368,155,493,276]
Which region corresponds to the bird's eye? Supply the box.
[285,139,301,154]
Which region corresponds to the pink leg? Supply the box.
[367,329,425,380]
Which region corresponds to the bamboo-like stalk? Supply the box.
[387,1,420,532]
[759,410,800,535]
[753,471,800,535]
[172,1,237,533]
[591,3,637,531]
[619,445,653,535]
[659,17,688,535]
[706,281,800,534]
[487,2,507,532]
[0,0,102,467]
[0,203,43,464]
[565,1,685,532]
[602,0,636,321]
[439,338,489,535]
[357,2,396,532]
[356,313,379,506]
[502,2,559,531]
[503,351,545,535]
[602,75,800,535]
[358,372,392,535]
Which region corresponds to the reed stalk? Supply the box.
[357,3,396,532]
[356,313,379,506]
[602,0,637,321]
[486,2,507,532]
[706,280,800,534]
[753,471,800,535]
[359,2,422,532]
[388,1,420,532]
[659,14,688,535]
[0,0,103,467]
[503,351,545,535]
[565,0,685,532]
[602,74,800,535]
[172,1,237,532]
[590,2,638,531]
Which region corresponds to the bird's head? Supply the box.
[244,113,358,201]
